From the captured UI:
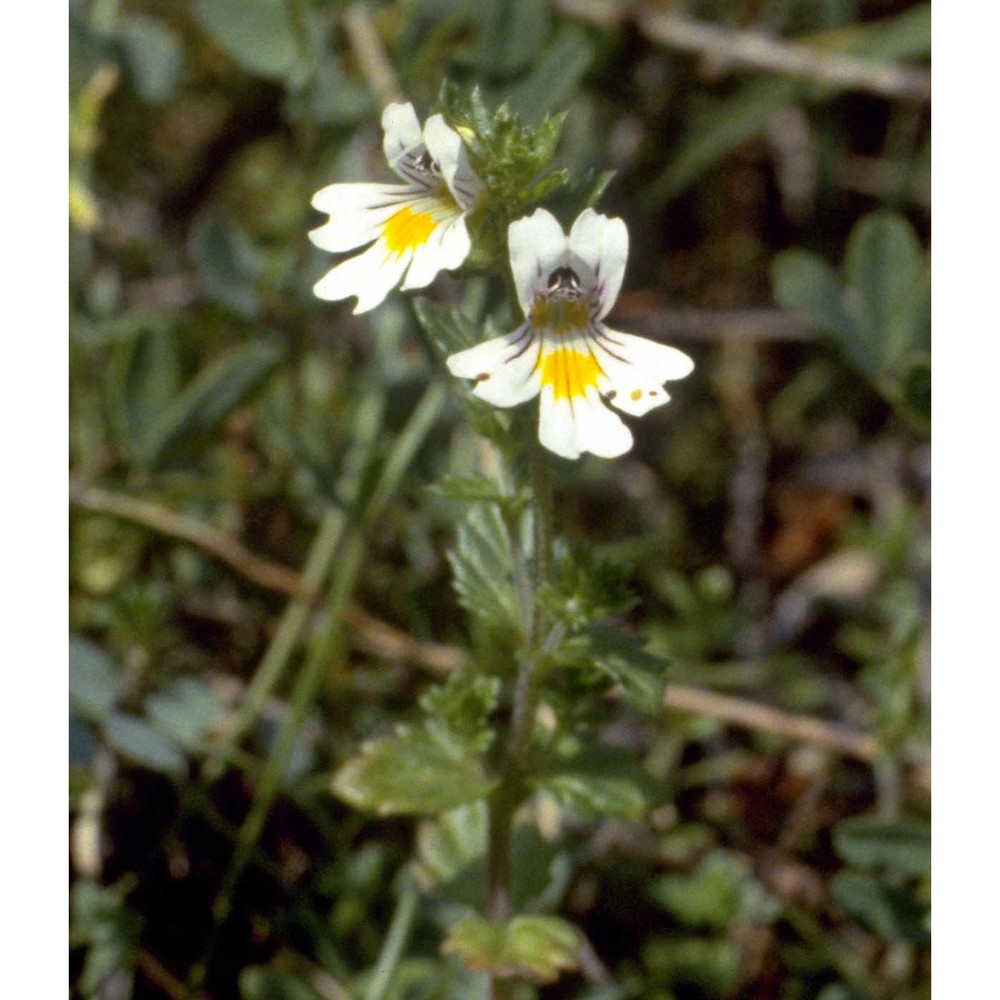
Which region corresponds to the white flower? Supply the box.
[309,103,482,313]
[446,208,694,460]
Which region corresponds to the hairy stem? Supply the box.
[486,439,554,997]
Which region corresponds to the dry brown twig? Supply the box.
[68,482,461,674]
[69,483,926,787]
[342,3,404,107]
[553,0,931,102]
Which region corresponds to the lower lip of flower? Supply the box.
[539,347,602,401]
[383,205,440,255]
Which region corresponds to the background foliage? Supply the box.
[69,1,930,997]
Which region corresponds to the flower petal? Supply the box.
[313,239,411,314]
[423,114,481,210]
[382,102,425,179]
[509,209,571,316]
[568,208,629,320]
[309,183,416,253]
[538,385,633,460]
[401,213,471,291]
[446,325,542,407]
[591,326,695,416]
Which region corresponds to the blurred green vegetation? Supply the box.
[69,1,930,998]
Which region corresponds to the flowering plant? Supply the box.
[305,88,701,988]
[309,102,481,313]
[447,207,693,459]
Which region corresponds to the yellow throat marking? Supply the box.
[383,206,438,254]
[530,297,591,334]
[540,348,602,402]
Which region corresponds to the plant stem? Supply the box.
[365,874,420,1000]
[486,439,555,997]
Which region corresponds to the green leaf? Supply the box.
[109,326,181,461]
[239,966,326,1000]
[832,816,931,877]
[433,473,511,505]
[103,712,187,775]
[843,211,925,375]
[116,15,184,104]
[69,635,119,724]
[415,802,488,888]
[189,215,265,318]
[419,672,501,756]
[586,626,669,715]
[412,298,484,356]
[542,543,637,627]
[443,914,581,984]
[472,0,551,76]
[771,248,856,344]
[649,851,780,929]
[448,504,522,635]
[647,78,799,204]
[899,353,931,427]
[332,726,497,816]
[139,339,283,469]
[144,677,225,753]
[534,772,647,821]
[505,24,595,122]
[194,0,300,81]
[641,936,741,994]
[817,3,931,62]
[830,871,929,943]
[71,881,142,997]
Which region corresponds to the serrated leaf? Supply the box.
[843,211,925,375]
[448,504,522,635]
[771,248,856,343]
[69,634,119,724]
[103,712,187,775]
[535,772,647,821]
[332,727,497,816]
[194,0,300,81]
[144,677,224,753]
[443,914,581,984]
[116,15,184,104]
[833,816,930,877]
[543,543,636,626]
[419,672,501,756]
[830,871,929,943]
[139,339,283,469]
[587,627,669,715]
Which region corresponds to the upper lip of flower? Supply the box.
[308,102,482,313]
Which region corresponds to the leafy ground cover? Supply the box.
[69,2,930,998]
